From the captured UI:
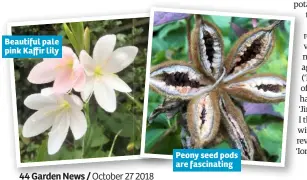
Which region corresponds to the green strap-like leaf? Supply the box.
[83,27,91,53]
[69,22,84,51]
[63,23,81,55]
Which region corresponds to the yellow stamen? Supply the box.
[60,100,71,109]
[93,65,118,79]
[67,59,74,68]
[44,100,71,117]
[55,58,74,70]
[94,66,103,77]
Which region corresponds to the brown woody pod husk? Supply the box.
[222,74,286,103]
[219,91,254,160]
[223,21,281,82]
[187,91,220,148]
[149,61,214,99]
[191,15,224,80]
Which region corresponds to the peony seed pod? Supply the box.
[223,21,281,82]
[186,91,220,148]
[191,15,224,80]
[223,74,286,103]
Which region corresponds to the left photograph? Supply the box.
[9,15,149,166]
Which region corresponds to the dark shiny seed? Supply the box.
[256,84,283,92]
[163,72,200,88]
[229,37,263,74]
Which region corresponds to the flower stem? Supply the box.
[108,129,122,157]
[81,102,91,158]
[125,93,143,109]
[84,102,91,126]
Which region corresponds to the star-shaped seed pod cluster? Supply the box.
[148,14,287,161]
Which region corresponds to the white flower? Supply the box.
[22,88,87,155]
[79,34,138,112]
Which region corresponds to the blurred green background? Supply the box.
[146,14,291,162]
[13,17,149,162]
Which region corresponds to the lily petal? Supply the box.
[187,91,220,148]
[70,109,87,140]
[28,46,76,84]
[65,94,83,110]
[73,73,86,92]
[102,74,132,92]
[27,60,57,84]
[72,63,86,92]
[22,106,56,138]
[41,87,55,96]
[104,46,138,73]
[62,46,75,58]
[44,46,75,64]
[53,69,74,93]
[94,81,116,112]
[93,35,116,66]
[48,112,70,155]
[81,76,94,101]
[223,74,286,103]
[24,94,57,110]
[80,50,95,76]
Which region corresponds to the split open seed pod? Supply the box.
[186,91,220,148]
[191,15,224,80]
[223,21,281,82]
[223,74,286,103]
[219,92,255,160]
[149,61,217,99]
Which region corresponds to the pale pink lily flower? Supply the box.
[79,34,138,112]
[22,88,87,155]
[27,46,86,93]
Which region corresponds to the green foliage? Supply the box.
[147,15,290,162]
[246,115,284,162]
[13,17,149,163]
[63,23,81,55]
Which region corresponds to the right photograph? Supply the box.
[142,8,294,166]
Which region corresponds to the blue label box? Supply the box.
[173,149,241,172]
[2,35,62,58]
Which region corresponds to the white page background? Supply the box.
[0,0,304,179]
